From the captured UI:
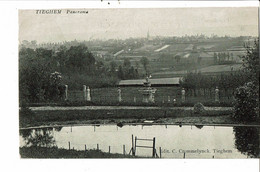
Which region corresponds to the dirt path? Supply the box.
[29,106,233,111]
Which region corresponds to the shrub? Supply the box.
[233,82,259,122]
[193,102,205,114]
[19,106,35,127]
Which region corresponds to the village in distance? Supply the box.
[19,34,259,159]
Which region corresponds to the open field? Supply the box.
[152,64,242,78]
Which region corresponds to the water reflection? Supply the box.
[233,126,259,158]
[195,125,204,129]
[19,125,259,158]
[54,126,63,132]
[20,127,63,147]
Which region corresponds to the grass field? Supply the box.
[20,105,233,128]
[152,64,242,78]
[20,146,139,158]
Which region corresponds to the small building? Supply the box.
[118,77,181,87]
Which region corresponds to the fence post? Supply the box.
[181,88,186,102]
[65,85,68,100]
[68,141,70,150]
[215,86,219,102]
[97,144,99,150]
[83,85,87,101]
[183,152,185,159]
[160,147,162,158]
[132,135,135,156]
[87,86,91,101]
[85,144,87,151]
[118,87,122,103]
[123,145,125,155]
[134,136,137,156]
[152,137,156,158]
[109,146,111,153]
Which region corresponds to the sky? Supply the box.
[19,7,259,43]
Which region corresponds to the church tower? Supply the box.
[147,30,150,40]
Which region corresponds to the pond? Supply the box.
[19,124,259,158]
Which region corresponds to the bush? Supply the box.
[193,102,205,114]
[19,106,35,127]
[233,82,259,122]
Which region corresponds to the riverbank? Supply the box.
[20,106,237,128]
[20,146,140,158]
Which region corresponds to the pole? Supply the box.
[160,147,162,158]
[109,146,111,153]
[68,141,70,150]
[134,136,137,156]
[65,85,68,100]
[123,145,125,155]
[183,152,186,159]
[152,137,156,157]
[132,135,135,156]
[83,85,87,101]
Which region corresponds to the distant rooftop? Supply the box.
[118,77,181,87]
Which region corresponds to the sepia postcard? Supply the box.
[18,2,259,160]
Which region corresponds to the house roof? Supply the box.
[118,77,181,86]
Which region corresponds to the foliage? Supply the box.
[140,57,149,75]
[193,103,205,114]
[116,59,139,80]
[19,47,57,103]
[242,39,259,84]
[180,71,249,97]
[19,44,141,103]
[20,128,56,147]
[233,126,259,158]
[233,82,259,122]
[233,39,259,122]
[19,106,35,127]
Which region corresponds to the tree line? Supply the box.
[19,44,144,103]
[213,52,235,64]
[180,71,250,98]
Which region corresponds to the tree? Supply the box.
[233,39,259,122]
[213,52,217,64]
[123,58,131,69]
[231,53,234,61]
[19,47,65,103]
[56,45,68,72]
[117,65,124,80]
[140,57,149,75]
[242,40,259,84]
[197,56,202,64]
[109,60,117,74]
[66,44,95,73]
[227,52,230,61]
[175,55,181,63]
